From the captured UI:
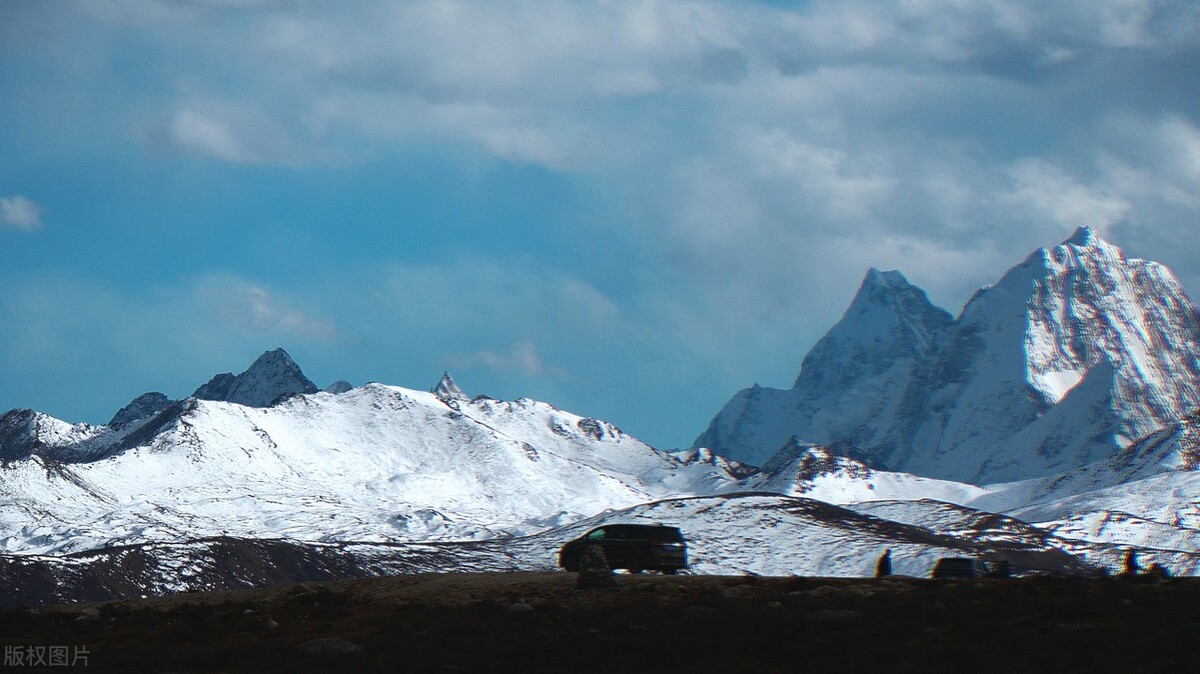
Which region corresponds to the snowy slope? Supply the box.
[5,341,1200,588]
[0,372,744,555]
[744,440,989,505]
[697,227,1200,484]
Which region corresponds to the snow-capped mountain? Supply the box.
[0,353,745,556]
[745,439,990,505]
[6,333,1200,607]
[696,227,1200,484]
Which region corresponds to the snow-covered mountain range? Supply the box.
[4,226,1200,603]
[0,355,745,556]
[696,227,1200,484]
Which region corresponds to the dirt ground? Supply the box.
[2,571,1197,673]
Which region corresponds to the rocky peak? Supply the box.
[1063,225,1100,248]
[432,372,468,403]
[109,392,174,427]
[793,268,952,390]
[192,348,319,408]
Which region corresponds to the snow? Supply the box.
[0,382,745,555]
[697,226,1200,484]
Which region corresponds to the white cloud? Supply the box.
[7,1,1200,445]
[998,158,1132,231]
[0,195,44,232]
[195,275,339,342]
[450,341,547,377]
[169,110,249,163]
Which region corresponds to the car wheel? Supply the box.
[663,568,679,575]
[628,556,646,574]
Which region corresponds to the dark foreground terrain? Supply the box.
[2,572,1196,673]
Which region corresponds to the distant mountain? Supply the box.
[108,392,172,427]
[0,357,745,555]
[696,227,1200,484]
[192,347,319,407]
[6,327,1200,599]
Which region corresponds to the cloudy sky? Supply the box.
[2,1,1199,450]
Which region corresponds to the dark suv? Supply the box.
[559,524,687,574]
[930,557,994,579]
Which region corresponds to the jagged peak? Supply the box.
[433,372,468,402]
[324,380,354,394]
[1062,225,1101,247]
[246,347,304,374]
[192,348,318,408]
[848,268,945,314]
[109,392,174,427]
[863,267,911,289]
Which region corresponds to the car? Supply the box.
[930,557,992,579]
[558,524,687,574]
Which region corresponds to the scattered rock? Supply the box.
[807,585,842,599]
[299,637,363,655]
[75,607,101,622]
[507,602,534,614]
[766,601,784,609]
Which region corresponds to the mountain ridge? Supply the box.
[696,227,1200,484]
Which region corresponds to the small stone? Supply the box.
[766,601,784,609]
[75,607,101,622]
[683,605,720,621]
[299,637,363,654]
[508,602,534,614]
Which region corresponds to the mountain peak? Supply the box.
[192,348,318,408]
[109,392,174,427]
[863,267,910,290]
[433,372,468,402]
[1062,225,1100,247]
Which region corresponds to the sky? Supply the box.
[2,1,1200,451]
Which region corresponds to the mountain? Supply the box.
[108,392,173,427]
[6,339,1200,603]
[694,268,951,469]
[0,360,746,555]
[696,227,1200,484]
[192,348,319,407]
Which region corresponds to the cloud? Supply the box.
[997,158,1132,231]
[449,341,547,378]
[168,110,249,163]
[195,275,340,342]
[5,1,1200,447]
[0,195,44,232]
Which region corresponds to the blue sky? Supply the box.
[3,1,1200,450]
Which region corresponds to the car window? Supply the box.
[586,528,607,540]
[647,527,684,542]
[605,526,631,540]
